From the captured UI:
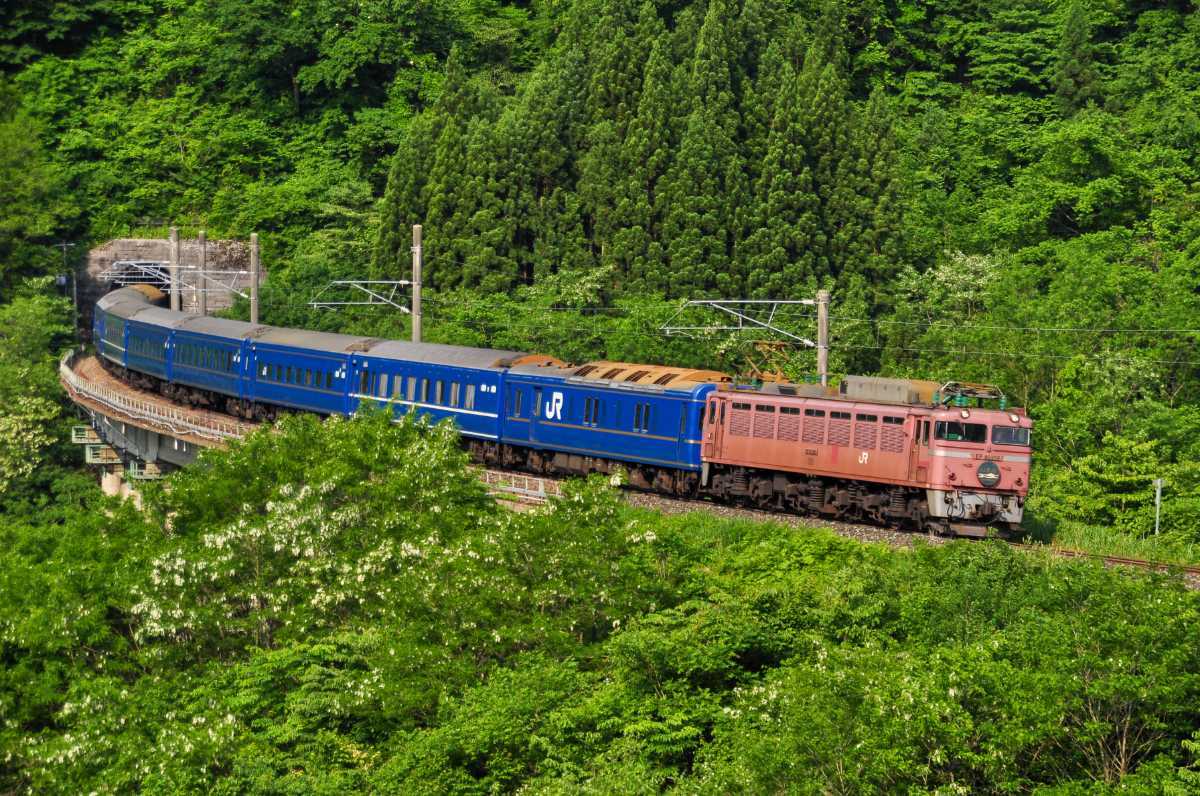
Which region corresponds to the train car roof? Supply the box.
[509,359,730,391]
[96,287,163,319]
[365,339,557,371]
[252,326,378,354]
[177,315,265,339]
[128,306,193,329]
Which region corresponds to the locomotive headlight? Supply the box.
[1009,413,1020,423]
[960,409,970,419]
[977,461,1001,488]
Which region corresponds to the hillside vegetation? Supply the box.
[3,0,1199,548]
[2,3,1200,787]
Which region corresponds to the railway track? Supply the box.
[483,466,1200,584]
[65,354,1197,586]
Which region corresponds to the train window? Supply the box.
[533,388,542,417]
[435,380,445,405]
[260,364,268,378]
[513,389,523,417]
[883,416,904,425]
[326,371,334,390]
[286,366,295,384]
[357,369,367,394]
[420,379,429,403]
[708,403,716,424]
[780,406,801,415]
[755,405,776,413]
[732,402,751,411]
[993,426,1030,446]
[831,411,851,420]
[634,403,643,430]
[641,403,651,432]
[274,364,282,382]
[584,397,593,424]
[465,384,476,410]
[921,421,930,446]
[804,408,825,417]
[935,421,987,443]
[450,382,460,407]
[392,376,404,399]
[679,410,686,436]
[720,403,726,424]
[855,413,878,423]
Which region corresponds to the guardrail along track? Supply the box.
[60,350,257,443]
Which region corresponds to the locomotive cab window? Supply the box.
[935,421,987,443]
[993,426,1030,446]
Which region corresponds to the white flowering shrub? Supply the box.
[131,409,495,657]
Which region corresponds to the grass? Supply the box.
[1021,513,1200,567]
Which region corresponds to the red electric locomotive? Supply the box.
[699,376,1031,536]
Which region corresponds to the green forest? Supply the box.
[3,0,1200,791]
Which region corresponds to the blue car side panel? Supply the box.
[500,375,711,471]
[170,330,242,399]
[348,357,506,439]
[248,343,352,415]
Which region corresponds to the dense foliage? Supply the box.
[2,2,1200,788]
[3,0,1199,541]
[2,413,1199,792]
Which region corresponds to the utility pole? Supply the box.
[1153,478,1164,535]
[411,224,422,343]
[55,241,78,341]
[197,230,208,316]
[168,226,181,312]
[816,289,830,387]
[249,232,260,325]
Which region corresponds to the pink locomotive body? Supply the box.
[699,377,1032,535]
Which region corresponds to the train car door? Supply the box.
[528,386,544,444]
[504,383,531,443]
[910,416,931,483]
[702,395,724,460]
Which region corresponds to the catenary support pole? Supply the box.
[816,289,830,386]
[249,232,260,325]
[197,230,208,316]
[169,226,181,312]
[412,224,422,343]
[1154,477,1164,535]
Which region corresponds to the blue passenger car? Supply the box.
[351,341,538,441]
[247,328,366,415]
[123,308,180,380]
[170,316,258,400]
[502,364,716,472]
[95,288,157,368]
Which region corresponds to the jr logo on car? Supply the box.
[545,391,564,420]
